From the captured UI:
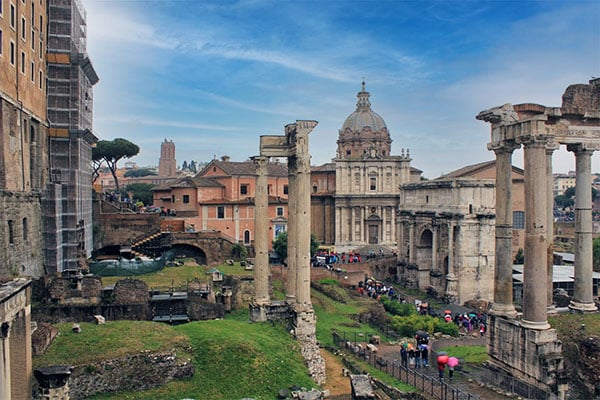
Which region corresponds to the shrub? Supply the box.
[380,296,417,317]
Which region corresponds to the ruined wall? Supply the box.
[187,295,225,320]
[47,276,102,304]
[32,304,150,323]
[113,279,149,304]
[33,350,194,400]
[31,322,59,356]
[97,213,161,248]
[0,191,45,278]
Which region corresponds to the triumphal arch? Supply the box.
[477,78,599,397]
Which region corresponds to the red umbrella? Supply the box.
[437,355,449,364]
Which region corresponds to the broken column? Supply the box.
[34,366,73,400]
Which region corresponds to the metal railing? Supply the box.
[333,331,478,400]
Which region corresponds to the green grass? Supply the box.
[549,312,600,341]
[435,345,488,364]
[33,321,190,367]
[100,260,252,289]
[353,358,416,392]
[90,320,316,400]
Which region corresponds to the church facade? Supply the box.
[312,83,421,251]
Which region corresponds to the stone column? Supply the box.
[361,208,365,243]
[568,144,598,312]
[432,223,438,271]
[0,322,11,400]
[294,122,313,306]
[382,207,387,243]
[445,222,458,301]
[521,136,550,330]
[408,222,415,264]
[286,156,297,303]
[34,366,73,400]
[252,156,270,305]
[335,207,341,245]
[489,143,518,318]
[350,207,355,242]
[546,143,558,311]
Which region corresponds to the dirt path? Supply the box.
[321,349,352,397]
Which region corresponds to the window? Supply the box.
[31,29,34,49]
[244,230,250,245]
[217,206,225,219]
[21,16,25,39]
[10,40,14,65]
[370,177,377,191]
[0,29,3,56]
[10,4,15,29]
[8,220,14,244]
[276,207,284,217]
[0,0,3,16]
[240,184,248,195]
[22,218,27,240]
[39,15,42,36]
[30,124,35,142]
[38,69,42,89]
[268,184,272,194]
[30,61,34,81]
[39,39,42,58]
[346,150,351,156]
[183,194,189,204]
[21,51,25,73]
[31,2,34,25]
[283,185,288,195]
[513,211,525,229]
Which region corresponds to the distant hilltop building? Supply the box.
[159,139,177,176]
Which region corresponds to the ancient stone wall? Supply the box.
[187,296,225,320]
[96,213,161,248]
[31,304,150,323]
[31,322,59,356]
[0,191,45,278]
[32,350,194,400]
[114,279,149,304]
[47,276,102,304]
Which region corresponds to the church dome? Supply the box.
[337,82,392,160]
[341,82,387,132]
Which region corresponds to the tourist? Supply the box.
[408,345,416,368]
[400,345,408,368]
[420,344,429,367]
[437,360,445,380]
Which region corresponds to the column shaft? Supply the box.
[295,135,312,305]
[569,145,598,312]
[546,146,557,309]
[409,222,415,264]
[491,145,517,318]
[522,138,550,329]
[286,158,297,303]
[253,156,270,304]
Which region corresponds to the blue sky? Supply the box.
[82,0,600,178]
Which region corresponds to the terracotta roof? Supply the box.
[438,160,524,179]
[312,163,336,172]
[201,159,288,177]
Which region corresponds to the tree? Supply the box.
[593,237,600,272]
[92,138,140,191]
[272,231,320,261]
[190,160,197,173]
[182,160,188,170]
[125,183,155,206]
[514,248,524,264]
[124,168,157,178]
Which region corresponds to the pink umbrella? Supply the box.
[447,357,459,368]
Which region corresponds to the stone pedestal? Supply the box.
[487,316,566,398]
[34,365,73,400]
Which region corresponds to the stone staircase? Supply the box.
[130,231,172,258]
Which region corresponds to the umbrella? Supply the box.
[437,355,449,364]
[415,330,429,338]
[447,357,459,368]
[436,351,448,356]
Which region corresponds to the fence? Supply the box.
[333,331,478,400]
[477,366,561,400]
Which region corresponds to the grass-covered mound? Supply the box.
[35,312,316,400]
[33,321,190,367]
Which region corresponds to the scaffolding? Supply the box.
[43,0,98,274]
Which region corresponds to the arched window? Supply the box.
[244,230,250,244]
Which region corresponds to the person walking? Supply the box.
[421,344,429,367]
[437,360,445,380]
[400,345,408,368]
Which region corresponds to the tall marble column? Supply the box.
[432,223,438,271]
[546,143,558,311]
[350,207,355,242]
[445,222,458,301]
[252,156,270,305]
[568,144,598,312]
[489,143,518,318]
[294,122,313,306]
[286,156,297,303]
[521,136,550,330]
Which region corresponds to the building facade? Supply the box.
[152,157,290,245]
[43,0,99,273]
[0,0,48,278]
[396,179,496,304]
[330,82,421,250]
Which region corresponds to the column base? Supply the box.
[547,304,559,315]
[568,300,598,313]
[489,303,518,319]
[520,319,550,330]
